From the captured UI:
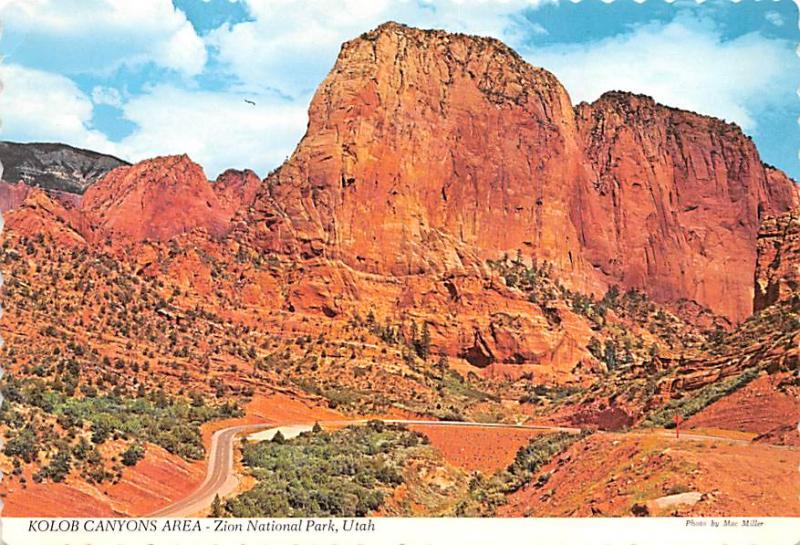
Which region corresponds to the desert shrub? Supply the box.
[505,431,586,492]
[456,430,590,516]
[4,427,39,463]
[644,368,760,427]
[121,443,145,466]
[1,375,243,473]
[225,424,423,517]
[40,448,71,482]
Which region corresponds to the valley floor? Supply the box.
[1,389,797,518]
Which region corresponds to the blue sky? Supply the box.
[0,0,798,180]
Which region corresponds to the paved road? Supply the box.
[147,423,272,517]
[147,418,793,517]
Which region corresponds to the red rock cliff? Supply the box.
[755,208,800,311]
[575,92,798,321]
[247,22,598,290]
[246,22,798,321]
[81,155,232,242]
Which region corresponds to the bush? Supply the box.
[121,443,145,466]
[644,368,760,427]
[4,428,39,463]
[40,449,71,482]
[226,424,424,517]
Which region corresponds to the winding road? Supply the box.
[146,418,785,517]
[148,423,272,517]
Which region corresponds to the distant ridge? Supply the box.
[0,141,129,194]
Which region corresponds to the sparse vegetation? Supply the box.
[0,374,241,482]
[644,368,760,427]
[455,430,590,516]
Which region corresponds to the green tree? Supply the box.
[4,428,39,463]
[211,494,224,517]
[603,285,621,306]
[603,340,618,371]
[587,337,602,360]
[121,443,145,467]
[418,322,431,360]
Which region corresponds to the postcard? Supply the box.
[0,0,798,544]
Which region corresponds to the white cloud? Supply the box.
[0,64,118,153]
[765,10,784,27]
[0,0,207,76]
[158,20,208,76]
[3,0,559,179]
[117,86,307,178]
[91,86,123,107]
[526,18,794,131]
[206,0,553,97]
[0,5,794,183]
[0,64,304,179]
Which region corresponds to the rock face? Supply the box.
[244,22,798,322]
[0,141,128,194]
[2,23,798,324]
[576,93,799,321]
[213,168,262,213]
[0,180,83,213]
[0,181,33,213]
[3,188,90,246]
[247,22,595,288]
[81,155,232,242]
[754,208,800,311]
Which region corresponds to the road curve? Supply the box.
[147,418,794,517]
[147,423,272,517]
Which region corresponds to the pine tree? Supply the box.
[603,340,618,371]
[211,494,223,517]
[419,322,431,360]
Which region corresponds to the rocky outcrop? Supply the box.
[243,22,798,322]
[576,92,798,321]
[246,22,597,290]
[0,180,83,213]
[213,168,262,213]
[0,180,33,213]
[2,23,797,325]
[2,188,90,245]
[81,155,232,242]
[754,208,800,311]
[0,141,127,194]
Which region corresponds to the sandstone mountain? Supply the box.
[1,21,798,343]
[3,24,795,323]
[243,22,798,322]
[80,154,233,242]
[213,168,263,214]
[2,23,800,517]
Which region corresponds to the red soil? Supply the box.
[99,445,205,516]
[1,471,119,517]
[410,425,546,474]
[499,432,800,517]
[686,373,800,437]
